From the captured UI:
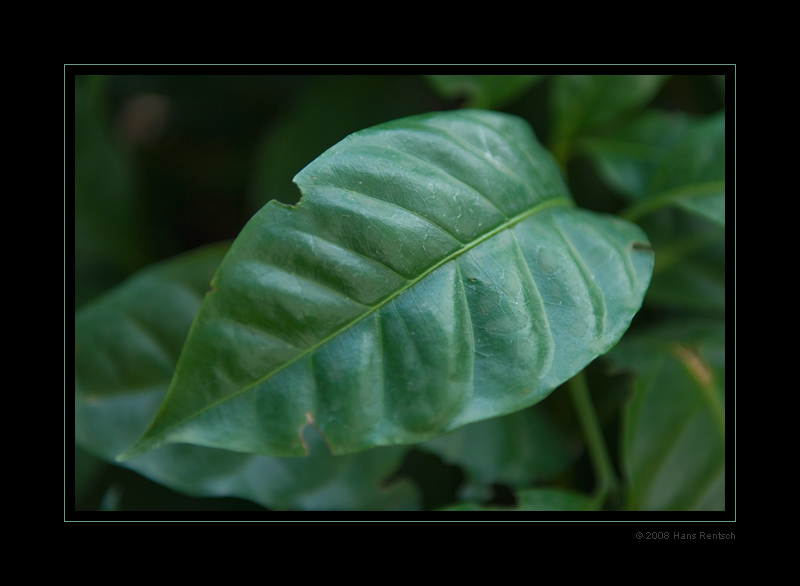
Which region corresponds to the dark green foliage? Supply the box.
[74,73,727,513]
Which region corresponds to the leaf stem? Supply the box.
[567,370,618,509]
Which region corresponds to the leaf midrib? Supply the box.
[226,196,572,399]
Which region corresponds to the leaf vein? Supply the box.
[323,182,465,245]
[278,223,410,284]
[247,258,372,308]
[405,121,537,211]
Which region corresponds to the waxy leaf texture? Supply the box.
[119,110,654,460]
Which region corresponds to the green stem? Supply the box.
[567,370,618,509]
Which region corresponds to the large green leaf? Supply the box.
[119,109,654,461]
[75,243,418,510]
[248,75,437,211]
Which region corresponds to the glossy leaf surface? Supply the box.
[120,109,654,461]
[76,244,418,510]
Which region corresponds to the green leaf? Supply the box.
[594,110,726,226]
[119,109,654,461]
[608,320,725,511]
[641,208,725,315]
[420,403,580,500]
[76,243,419,511]
[650,111,725,226]
[75,74,145,307]
[75,243,227,411]
[440,488,593,511]
[580,109,696,200]
[248,75,439,211]
[550,75,670,153]
[425,75,544,109]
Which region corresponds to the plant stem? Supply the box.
[567,370,618,509]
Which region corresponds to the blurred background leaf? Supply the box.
[607,319,725,511]
[439,487,593,511]
[420,402,581,503]
[582,110,725,226]
[549,74,671,166]
[639,208,725,316]
[75,75,146,308]
[248,75,439,211]
[578,109,697,200]
[424,74,544,109]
